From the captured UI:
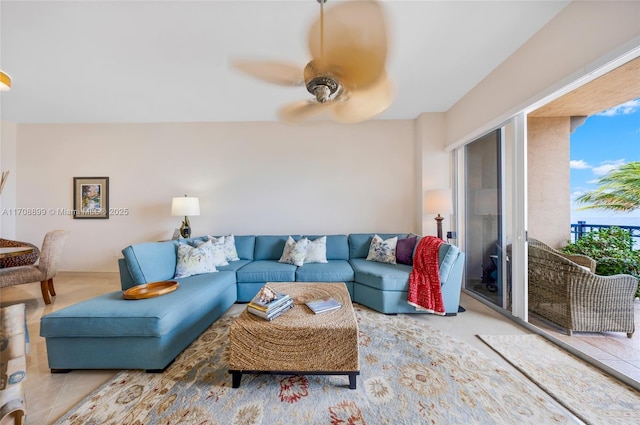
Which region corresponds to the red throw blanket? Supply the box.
[408,236,446,315]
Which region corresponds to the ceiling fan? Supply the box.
[232,0,392,124]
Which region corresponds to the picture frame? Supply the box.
[73,177,109,219]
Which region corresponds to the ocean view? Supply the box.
[570,214,640,249]
[571,215,640,227]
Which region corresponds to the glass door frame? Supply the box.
[453,113,528,322]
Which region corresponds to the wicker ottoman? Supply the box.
[229,282,360,389]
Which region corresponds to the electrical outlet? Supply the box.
[446,231,457,239]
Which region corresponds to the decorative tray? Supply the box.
[123,281,179,300]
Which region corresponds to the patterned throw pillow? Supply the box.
[207,235,240,262]
[304,236,328,264]
[396,235,418,265]
[278,236,309,267]
[174,241,218,278]
[366,234,398,264]
[196,239,228,267]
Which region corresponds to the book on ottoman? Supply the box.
[247,285,293,320]
[305,296,341,314]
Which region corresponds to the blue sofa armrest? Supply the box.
[117,258,136,291]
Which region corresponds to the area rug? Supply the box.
[54,306,578,425]
[478,334,640,425]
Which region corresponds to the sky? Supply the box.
[569,98,640,226]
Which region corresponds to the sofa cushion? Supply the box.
[236,260,297,283]
[278,236,309,266]
[40,272,236,338]
[194,239,228,267]
[295,260,355,282]
[305,234,349,260]
[232,235,256,260]
[348,233,408,259]
[175,241,218,278]
[216,259,252,273]
[350,258,412,291]
[205,235,239,262]
[304,236,328,263]
[366,234,398,264]
[122,241,178,284]
[254,235,302,261]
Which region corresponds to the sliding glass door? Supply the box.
[460,124,516,311]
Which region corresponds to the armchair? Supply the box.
[527,238,636,337]
[0,230,69,304]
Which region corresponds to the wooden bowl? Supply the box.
[123,281,179,300]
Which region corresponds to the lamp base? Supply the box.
[435,215,444,240]
[179,216,191,238]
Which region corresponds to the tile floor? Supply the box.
[2,271,621,424]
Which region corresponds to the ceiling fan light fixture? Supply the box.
[306,76,339,103]
[0,71,11,91]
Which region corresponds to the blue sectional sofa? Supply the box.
[40,233,464,372]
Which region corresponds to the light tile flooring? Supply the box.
[2,272,631,424]
[529,303,640,382]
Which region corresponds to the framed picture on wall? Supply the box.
[73,177,109,219]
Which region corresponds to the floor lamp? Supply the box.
[424,188,453,240]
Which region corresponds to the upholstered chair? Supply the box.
[0,239,39,269]
[0,303,27,425]
[0,230,69,305]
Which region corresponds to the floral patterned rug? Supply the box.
[54,306,578,425]
[478,334,640,425]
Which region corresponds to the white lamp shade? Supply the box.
[171,197,200,216]
[424,188,453,215]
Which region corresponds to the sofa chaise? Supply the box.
[40,233,464,372]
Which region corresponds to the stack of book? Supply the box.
[247,286,293,321]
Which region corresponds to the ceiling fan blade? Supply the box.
[279,100,336,124]
[332,73,393,123]
[308,0,388,89]
[231,59,305,86]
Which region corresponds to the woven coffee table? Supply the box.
[229,282,360,389]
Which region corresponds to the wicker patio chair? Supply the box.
[527,238,637,338]
[528,238,596,272]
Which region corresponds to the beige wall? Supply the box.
[445,0,640,148]
[12,120,417,271]
[4,1,639,272]
[527,117,571,248]
[415,113,453,236]
[0,120,17,238]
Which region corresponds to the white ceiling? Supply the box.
[0,0,569,124]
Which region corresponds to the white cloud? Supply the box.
[597,99,640,116]
[569,159,591,169]
[570,190,585,201]
[592,159,626,176]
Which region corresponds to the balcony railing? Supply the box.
[570,221,640,248]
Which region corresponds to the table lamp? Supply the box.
[424,188,453,240]
[171,195,200,238]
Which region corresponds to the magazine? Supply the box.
[248,287,290,311]
[247,298,294,320]
[305,297,341,314]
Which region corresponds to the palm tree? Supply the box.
[576,161,640,212]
